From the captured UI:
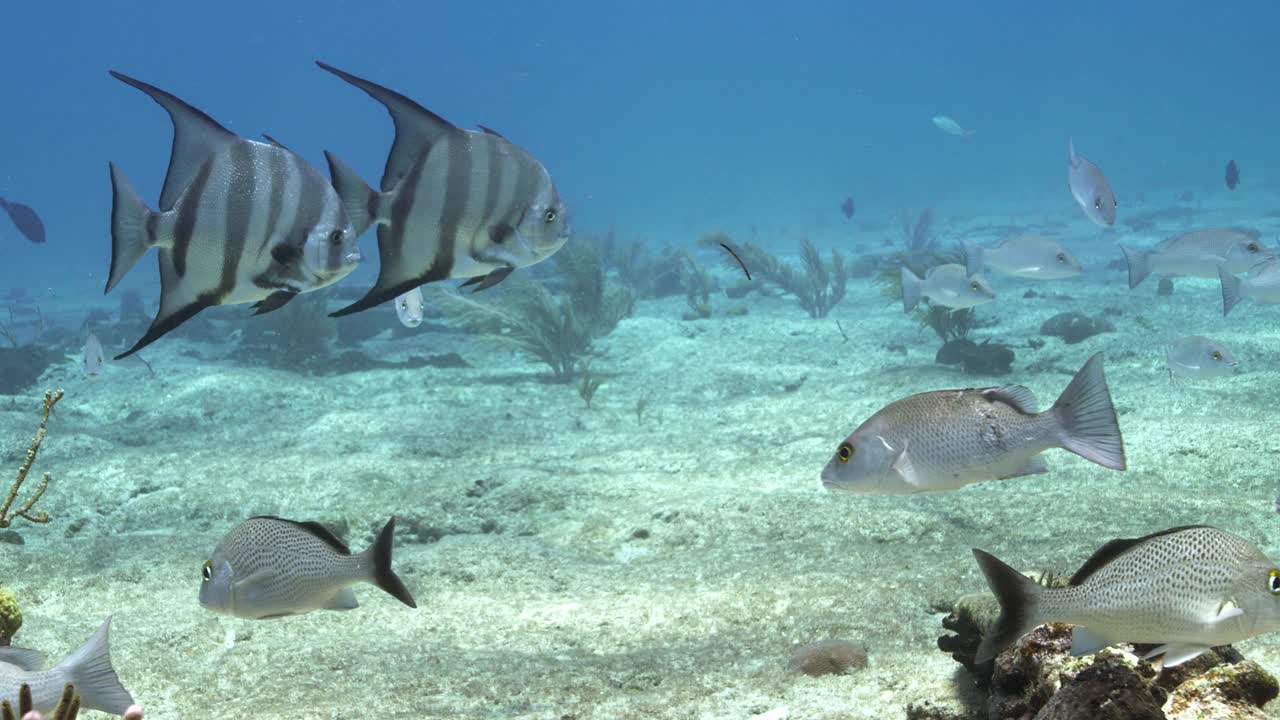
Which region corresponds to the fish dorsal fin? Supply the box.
[252,515,352,555]
[1069,525,1214,586]
[109,71,236,211]
[261,134,290,151]
[0,647,45,671]
[982,385,1039,414]
[477,124,506,139]
[315,62,457,193]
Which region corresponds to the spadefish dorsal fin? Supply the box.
[252,515,352,555]
[109,71,236,212]
[315,61,457,193]
[261,134,290,151]
[478,125,506,139]
[1069,525,1214,586]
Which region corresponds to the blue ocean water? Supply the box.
[2,2,1280,717]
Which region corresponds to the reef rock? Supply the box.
[935,338,1014,375]
[1039,312,1115,344]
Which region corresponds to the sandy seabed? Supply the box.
[3,201,1280,719]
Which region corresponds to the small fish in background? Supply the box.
[1166,335,1237,380]
[963,235,1082,280]
[931,115,976,140]
[973,526,1280,667]
[395,287,425,328]
[821,353,1124,494]
[316,62,571,317]
[82,333,106,379]
[199,516,416,619]
[105,71,362,359]
[900,264,995,312]
[1067,138,1117,227]
[840,197,855,220]
[1122,227,1273,289]
[0,197,47,244]
[1219,260,1280,315]
[0,618,135,715]
[1225,159,1239,190]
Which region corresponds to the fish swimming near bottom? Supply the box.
[1121,227,1271,289]
[1166,335,1237,380]
[1219,260,1280,316]
[199,516,417,619]
[82,334,106,379]
[973,526,1280,667]
[963,236,1081,280]
[0,198,46,244]
[821,353,1124,494]
[0,618,135,715]
[901,264,995,312]
[395,287,425,328]
[1068,138,1117,227]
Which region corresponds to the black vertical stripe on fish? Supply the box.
[424,134,472,283]
[220,141,255,299]
[471,136,503,258]
[259,149,289,256]
[171,160,215,278]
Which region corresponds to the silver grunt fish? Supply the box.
[1166,335,1237,379]
[0,619,134,715]
[901,264,995,312]
[1219,259,1280,315]
[963,236,1081,280]
[821,353,1124,494]
[1068,138,1116,227]
[974,526,1280,667]
[1121,227,1271,289]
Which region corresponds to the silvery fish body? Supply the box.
[0,619,134,715]
[82,334,105,378]
[106,71,363,359]
[1068,138,1117,227]
[963,236,1081,280]
[199,516,416,619]
[931,115,975,139]
[821,353,1124,494]
[974,526,1280,667]
[1121,227,1271,289]
[395,287,425,328]
[317,62,571,317]
[1166,336,1237,379]
[1219,259,1280,316]
[900,263,995,312]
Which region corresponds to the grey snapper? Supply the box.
[106,71,363,359]
[974,526,1280,667]
[821,353,1124,494]
[1220,260,1280,316]
[0,619,134,715]
[200,516,416,619]
[316,62,571,317]
[901,264,995,312]
[1121,227,1271,289]
[963,235,1081,280]
[1067,138,1116,227]
[1166,336,1237,379]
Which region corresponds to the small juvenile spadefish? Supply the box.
[199,516,416,620]
[821,353,1124,494]
[973,526,1280,667]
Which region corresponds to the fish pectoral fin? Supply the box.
[999,456,1049,480]
[324,587,360,611]
[460,267,515,293]
[1209,601,1244,624]
[231,568,277,603]
[1143,643,1212,668]
[251,290,300,316]
[1069,626,1120,657]
[887,440,924,488]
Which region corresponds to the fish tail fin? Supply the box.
[324,150,382,237]
[972,549,1044,664]
[59,618,134,715]
[1119,244,1150,289]
[962,240,983,277]
[1052,352,1126,470]
[1219,266,1243,316]
[901,267,923,312]
[364,517,417,609]
[107,163,159,294]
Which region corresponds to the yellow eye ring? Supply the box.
[1269,569,1280,595]
[544,210,557,223]
[1212,351,1223,361]
[202,560,213,582]
[837,443,853,463]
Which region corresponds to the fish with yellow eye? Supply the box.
[395,286,425,328]
[821,353,1124,494]
[899,263,995,313]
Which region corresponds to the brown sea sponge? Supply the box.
[788,639,868,677]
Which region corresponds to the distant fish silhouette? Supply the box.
[1225,159,1239,190]
[0,197,46,244]
[840,197,855,220]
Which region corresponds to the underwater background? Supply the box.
[2,1,1280,718]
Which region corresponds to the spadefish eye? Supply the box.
[544,210,557,224]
